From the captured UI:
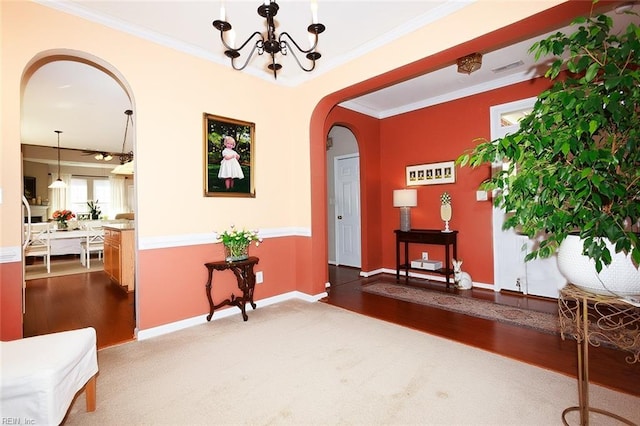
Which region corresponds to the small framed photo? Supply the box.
[203,113,255,197]
[406,160,456,186]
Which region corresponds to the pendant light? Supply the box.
[48,130,66,189]
[112,109,134,175]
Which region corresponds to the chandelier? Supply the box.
[111,109,134,175]
[118,109,134,164]
[212,0,326,79]
[457,53,483,74]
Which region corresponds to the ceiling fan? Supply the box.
[81,109,134,165]
[81,149,133,164]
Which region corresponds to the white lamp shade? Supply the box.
[48,179,66,189]
[111,160,134,175]
[393,189,417,207]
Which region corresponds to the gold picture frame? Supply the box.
[203,113,255,197]
[406,160,455,186]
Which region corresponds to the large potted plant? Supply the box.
[457,8,639,296]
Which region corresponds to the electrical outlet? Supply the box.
[256,271,263,284]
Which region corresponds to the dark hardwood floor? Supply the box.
[325,265,640,398]
[23,256,135,349]
[24,260,639,398]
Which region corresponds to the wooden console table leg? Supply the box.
[395,238,400,281]
[205,268,215,321]
[230,263,257,321]
[204,257,259,322]
[404,241,409,283]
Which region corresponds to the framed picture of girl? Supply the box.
[203,113,255,197]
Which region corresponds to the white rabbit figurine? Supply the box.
[452,259,472,290]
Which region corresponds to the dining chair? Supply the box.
[80,222,104,268]
[24,222,52,273]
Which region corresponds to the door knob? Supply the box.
[337,215,342,219]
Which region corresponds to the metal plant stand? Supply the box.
[558,284,640,426]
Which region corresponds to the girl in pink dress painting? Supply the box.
[218,136,244,190]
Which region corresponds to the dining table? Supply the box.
[49,228,100,256]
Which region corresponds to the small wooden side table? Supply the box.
[204,256,259,322]
[394,229,458,286]
[558,284,640,425]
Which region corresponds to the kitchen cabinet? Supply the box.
[104,225,134,292]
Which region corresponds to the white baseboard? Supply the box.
[360,268,385,277]
[360,267,493,291]
[135,290,327,341]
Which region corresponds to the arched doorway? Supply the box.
[21,51,137,346]
[326,125,361,269]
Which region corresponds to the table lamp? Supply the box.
[393,189,418,231]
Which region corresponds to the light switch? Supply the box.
[476,190,488,201]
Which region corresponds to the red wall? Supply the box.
[309,0,607,295]
[0,262,23,340]
[328,77,553,285]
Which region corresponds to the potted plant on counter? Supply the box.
[87,200,101,220]
[457,7,639,295]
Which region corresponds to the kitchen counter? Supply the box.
[103,222,134,231]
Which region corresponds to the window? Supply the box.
[70,178,88,213]
[69,177,111,217]
[93,179,111,215]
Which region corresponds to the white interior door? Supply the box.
[490,98,565,298]
[334,155,361,267]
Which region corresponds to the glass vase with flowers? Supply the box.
[52,209,75,230]
[216,225,262,262]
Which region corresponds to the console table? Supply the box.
[204,256,259,322]
[558,284,640,425]
[395,229,458,286]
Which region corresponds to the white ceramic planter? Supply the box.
[557,235,640,296]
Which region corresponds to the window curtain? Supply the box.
[109,176,127,218]
[48,173,72,218]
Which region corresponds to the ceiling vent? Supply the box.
[492,60,524,74]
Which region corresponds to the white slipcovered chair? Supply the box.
[80,222,104,268]
[0,327,99,424]
[23,222,52,273]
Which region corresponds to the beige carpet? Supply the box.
[25,259,104,280]
[362,282,559,335]
[64,300,639,425]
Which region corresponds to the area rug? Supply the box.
[25,259,104,280]
[362,281,560,335]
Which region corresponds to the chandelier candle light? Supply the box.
[393,189,418,232]
[212,0,326,79]
[440,192,452,232]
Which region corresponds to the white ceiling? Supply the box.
[21,0,638,157]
